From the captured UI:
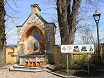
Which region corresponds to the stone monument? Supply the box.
[16,4,56,67]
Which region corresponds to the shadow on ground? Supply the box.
[72,64,104,77]
[73,70,104,77]
[54,65,104,77]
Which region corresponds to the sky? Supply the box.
[5,0,104,45]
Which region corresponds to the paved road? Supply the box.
[0,65,61,78]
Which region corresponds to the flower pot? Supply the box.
[40,61,44,67]
[24,62,28,67]
[36,62,40,67]
[32,62,36,67]
[28,62,32,67]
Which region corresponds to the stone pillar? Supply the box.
[16,41,24,64]
[44,23,56,64]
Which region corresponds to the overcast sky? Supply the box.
[5,0,104,45]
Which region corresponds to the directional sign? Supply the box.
[61,45,94,53]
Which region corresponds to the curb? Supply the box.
[44,69,77,78]
[45,70,68,78]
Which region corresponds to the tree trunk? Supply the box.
[0,0,6,66]
[56,0,82,67]
[57,0,82,45]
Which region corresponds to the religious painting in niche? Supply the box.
[39,41,45,54]
[33,28,45,54]
[34,42,39,51]
[33,29,43,40]
[27,27,45,53]
[27,36,39,52]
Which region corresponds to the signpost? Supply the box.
[61,45,94,53]
[66,54,69,73]
[61,44,94,73]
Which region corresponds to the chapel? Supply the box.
[16,4,56,66]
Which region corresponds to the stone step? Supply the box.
[9,64,56,72]
[9,66,44,72]
[13,64,42,69]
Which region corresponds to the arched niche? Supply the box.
[21,23,45,54]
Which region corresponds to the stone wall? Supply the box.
[6,46,17,64]
[53,45,61,66]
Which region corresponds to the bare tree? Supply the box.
[56,0,103,45]
[0,0,19,66]
[56,0,82,45]
[56,0,104,67]
[78,25,95,44]
[4,0,20,45]
[0,0,6,66]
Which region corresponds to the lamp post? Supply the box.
[93,10,101,65]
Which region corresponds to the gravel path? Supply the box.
[0,65,61,78]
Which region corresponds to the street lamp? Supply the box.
[93,10,101,65]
